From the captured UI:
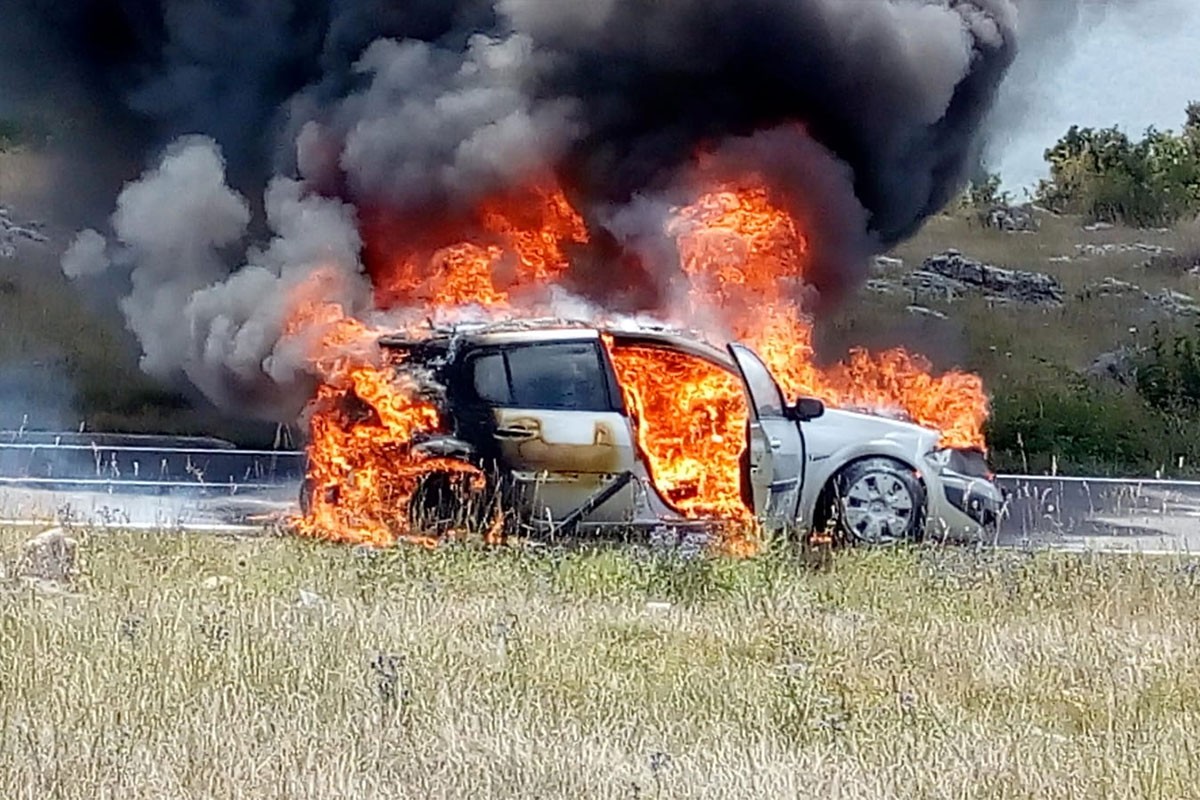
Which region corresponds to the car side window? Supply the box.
[505,342,612,411]
[471,352,513,405]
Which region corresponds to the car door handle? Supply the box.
[769,438,783,451]
[495,426,537,441]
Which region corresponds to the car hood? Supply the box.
[805,407,942,452]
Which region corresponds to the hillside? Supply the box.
[821,209,1200,476]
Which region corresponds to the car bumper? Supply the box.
[929,472,1004,542]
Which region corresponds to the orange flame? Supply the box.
[671,182,988,451]
[607,341,752,521]
[280,287,478,547]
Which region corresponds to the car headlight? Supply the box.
[924,448,993,480]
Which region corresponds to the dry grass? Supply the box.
[3,527,1200,798]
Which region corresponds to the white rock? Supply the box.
[297,589,325,608]
[872,256,904,274]
[906,305,948,320]
[19,528,78,583]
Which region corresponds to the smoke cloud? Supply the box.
[3,0,1092,421]
[64,137,370,418]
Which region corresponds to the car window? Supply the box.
[729,344,786,418]
[471,352,512,405]
[506,342,612,411]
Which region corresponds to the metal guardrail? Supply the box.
[0,476,285,492]
[0,441,305,492]
[3,442,1200,542]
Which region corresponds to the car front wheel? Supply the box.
[830,458,926,545]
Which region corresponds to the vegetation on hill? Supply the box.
[1034,103,1200,228]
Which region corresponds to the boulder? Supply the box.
[1087,347,1144,386]
[1077,277,1143,299]
[983,204,1039,233]
[864,278,899,296]
[18,528,78,584]
[872,255,905,274]
[920,250,1064,306]
[906,305,948,320]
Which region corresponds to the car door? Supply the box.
[726,343,805,531]
[466,335,639,525]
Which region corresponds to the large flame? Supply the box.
[670,183,988,450]
[288,175,989,547]
[608,341,752,521]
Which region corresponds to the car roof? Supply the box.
[376,317,736,369]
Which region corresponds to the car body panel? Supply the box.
[493,408,640,523]
[727,343,805,532]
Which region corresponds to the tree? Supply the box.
[1036,104,1200,227]
[961,172,1009,209]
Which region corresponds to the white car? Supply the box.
[369,320,1002,545]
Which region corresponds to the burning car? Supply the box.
[302,318,1002,547]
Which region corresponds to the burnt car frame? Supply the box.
[365,319,1002,545]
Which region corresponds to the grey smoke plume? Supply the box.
[5,0,1110,420]
[64,138,370,418]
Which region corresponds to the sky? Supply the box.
[987,0,1200,195]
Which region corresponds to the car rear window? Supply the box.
[470,342,613,412]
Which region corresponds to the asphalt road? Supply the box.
[995,476,1200,554]
[3,474,1200,554]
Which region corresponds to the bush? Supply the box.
[1035,105,1200,228]
[957,172,1010,212]
[1136,324,1200,415]
[987,378,1165,475]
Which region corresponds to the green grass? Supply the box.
[4,528,1200,798]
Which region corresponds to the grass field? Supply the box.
[3,527,1200,798]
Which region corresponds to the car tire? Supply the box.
[827,458,926,545]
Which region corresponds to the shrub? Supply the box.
[1135,324,1200,415]
[986,378,1167,475]
[1036,105,1200,228]
[957,171,1010,212]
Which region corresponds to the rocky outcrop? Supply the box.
[865,250,1065,307]
[1075,241,1172,260]
[917,250,1065,306]
[1149,288,1200,316]
[983,204,1039,233]
[1077,278,1200,316]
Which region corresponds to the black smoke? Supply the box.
[3,0,1050,420]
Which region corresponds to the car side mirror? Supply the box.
[786,397,825,422]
